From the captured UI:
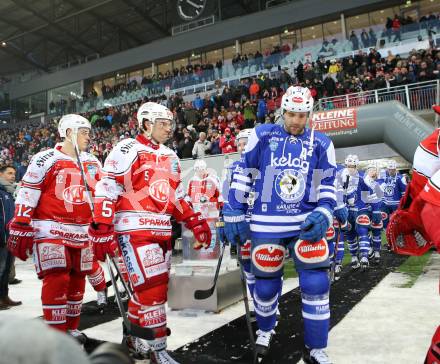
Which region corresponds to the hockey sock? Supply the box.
[139,303,168,351]
[299,269,330,349]
[335,231,345,263]
[66,273,86,330]
[372,229,382,252]
[87,261,106,292]
[128,297,141,325]
[42,271,70,332]
[358,234,371,259]
[254,277,281,332]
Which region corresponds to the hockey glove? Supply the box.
[216,217,227,245]
[89,223,116,262]
[223,209,249,246]
[300,208,332,243]
[372,211,382,225]
[185,212,212,249]
[7,221,34,261]
[334,206,348,226]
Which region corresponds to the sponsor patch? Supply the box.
[381,211,388,220]
[137,243,167,279]
[295,239,329,264]
[119,235,145,287]
[326,226,335,240]
[39,243,67,271]
[240,240,252,260]
[356,214,370,226]
[252,244,285,273]
[80,246,94,272]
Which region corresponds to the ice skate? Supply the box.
[96,288,107,314]
[125,336,151,360]
[255,329,275,359]
[334,263,342,281]
[150,349,180,364]
[350,256,360,270]
[373,251,380,265]
[360,256,369,270]
[68,329,88,345]
[303,347,333,364]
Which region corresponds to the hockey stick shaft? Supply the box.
[236,244,257,360]
[194,241,226,300]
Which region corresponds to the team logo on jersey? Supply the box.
[295,239,329,264]
[269,140,278,152]
[274,169,305,203]
[149,179,170,203]
[87,164,98,178]
[63,185,87,204]
[384,186,394,195]
[252,244,285,273]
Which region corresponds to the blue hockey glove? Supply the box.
[223,209,249,246]
[300,208,332,242]
[348,209,357,223]
[372,211,382,225]
[216,217,227,245]
[334,206,348,226]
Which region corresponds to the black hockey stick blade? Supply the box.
[194,242,226,300]
[106,255,155,340]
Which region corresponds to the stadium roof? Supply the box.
[0,0,266,77]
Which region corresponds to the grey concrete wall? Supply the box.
[10,0,392,99]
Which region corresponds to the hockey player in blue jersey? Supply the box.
[329,164,349,280]
[340,155,363,270]
[223,86,336,364]
[363,163,385,265]
[381,160,406,229]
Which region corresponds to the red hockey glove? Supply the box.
[89,223,116,262]
[386,207,432,256]
[185,212,212,249]
[7,221,34,261]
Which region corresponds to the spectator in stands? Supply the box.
[323,73,336,96]
[15,158,28,182]
[249,79,260,102]
[361,29,370,49]
[219,128,237,154]
[369,28,377,47]
[418,61,435,81]
[279,69,292,91]
[328,59,340,82]
[178,128,195,159]
[209,129,221,155]
[350,31,360,50]
[256,98,267,124]
[392,14,402,42]
[192,131,211,159]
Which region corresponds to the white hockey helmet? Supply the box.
[58,114,91,138]
[235,129,252,144]
[387,160,397,170]
[281,86,314,113]
[137,102,174,130]
[344,154,359,167]
[194,159,207,172]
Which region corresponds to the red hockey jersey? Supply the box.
[14,145,102,248]
[93,135,195,241]
[187,174,223,207]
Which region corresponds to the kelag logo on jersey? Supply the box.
[63,185,87,204]
[270,152,309,173]
[274,169,305,203]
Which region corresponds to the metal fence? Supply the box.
[316,79,440,113]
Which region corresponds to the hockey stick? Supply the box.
[194,241,227,300]
[72,144,154,340]
[236,244,258,364]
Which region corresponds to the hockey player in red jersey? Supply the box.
[386,105,440,363]
[90,102,211,363]
[187,159,223,209]
[7,114,102,342]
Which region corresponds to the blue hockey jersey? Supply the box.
[381,172,406,207]
[228,124,337,238]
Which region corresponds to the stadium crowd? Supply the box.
[2,43,439,175]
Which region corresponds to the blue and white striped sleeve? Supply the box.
[315,137,337,222]
[228,128,261,211]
